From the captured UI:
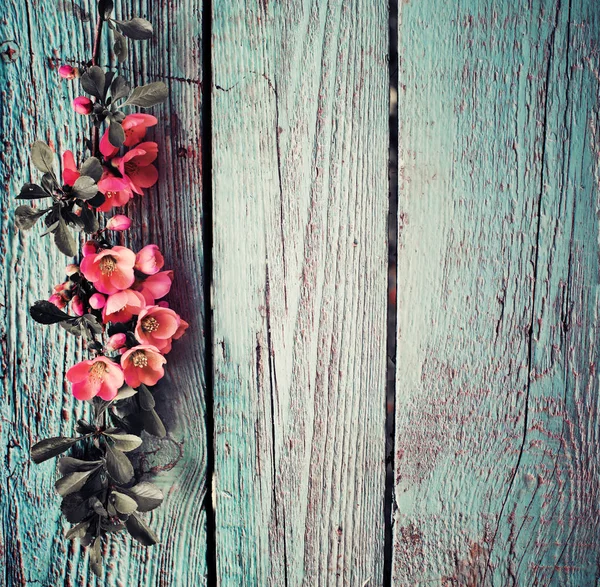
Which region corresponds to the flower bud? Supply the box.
[73,96,93,115]
[89,293,106,310]
[65,263,79,276]
[58,64,76,79]
[49,294,66,309]
[106,215,132,231]
[135,244,164,275]
[82,240,98,257]
[106,333,127,351]
[71,295,85,316]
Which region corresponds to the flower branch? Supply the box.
[14,0,185,578]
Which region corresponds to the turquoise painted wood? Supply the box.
[0,1,207,585]
[394,0,600,584]
[211,1,389,584]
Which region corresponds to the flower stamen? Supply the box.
[89,361,108,382]
[131,350,148,368]
[99,255,117,276]
[141,316,159,333]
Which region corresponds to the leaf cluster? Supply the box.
[32,385,166,576]
[79,66,168,148]
[15,142,102,256]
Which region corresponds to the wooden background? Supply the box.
[2,0,600,585]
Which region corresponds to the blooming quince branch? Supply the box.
[15,0,187,578]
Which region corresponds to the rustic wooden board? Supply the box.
[393,0,600,584]
[0,1,207,585]
[211,1,389,584]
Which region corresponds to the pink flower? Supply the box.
[80,246,136,295]
[121,345,166,387]
[175,319,189,340]
[71,295,84,316]
[103,289,146,323]
[106,333,127,351]
[49,294,66,309]
[83,241,98,257]
[135,306,183,353]
[135,245,164,275]
[66,356,124,401]
[59,65,76,79]
[62,151,80,186]
[136,270,173,305]
[73,96,93,115]
[97,174,133,212]
[113,142,159,195]
[106,215,132,231]
[89,293,106,310]
[100,114,158,158]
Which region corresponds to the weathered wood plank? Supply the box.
[393,0,600,584]
[0,1,207,585]
[211,1,389,584]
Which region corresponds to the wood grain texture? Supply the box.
[393,0,600,584]
[0,1,207,585]
[211,1,389,585]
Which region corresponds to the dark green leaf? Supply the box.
[41,173,59,194]
[141,407,166,437]
[115,385,137,400]
[90,496,108,517]
[110,75,130,102]
[111,491,138,514]
[126,482,163,512]
[41,220,59,237]
[115,17,153,40]
[65,519,91,540]
[61,494,91,523]
[124,82,168,108]
[72,176,99,200]
[85,191,106,209]
[113,31,128,63]
[17,183,50,200]
[60,320,83,336]
[81,66,105,99]
[103,71,115,100]
[108,120,125,147]
[31,435,80,464]
[83,313,103,334]
[105,442,134,484]
[58,457,103,475]
[137,384,155,410]
[98,0,113,19]
[80,205,99,233]
[90,536,103,578]
[54,216,77,256]
[125,512,158,546]
[76,419,95,434]
[30,300,72,325]
[55,467,99,497]
[80,157,103,182]
[104,432,143,452]
[31,141,55,174]
[15,205,47,230]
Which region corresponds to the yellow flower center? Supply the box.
[99,255,117,275]
[131,350,148,368]
[141,316,159,333]
[105,190,116,199]
[89,361,108,382]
